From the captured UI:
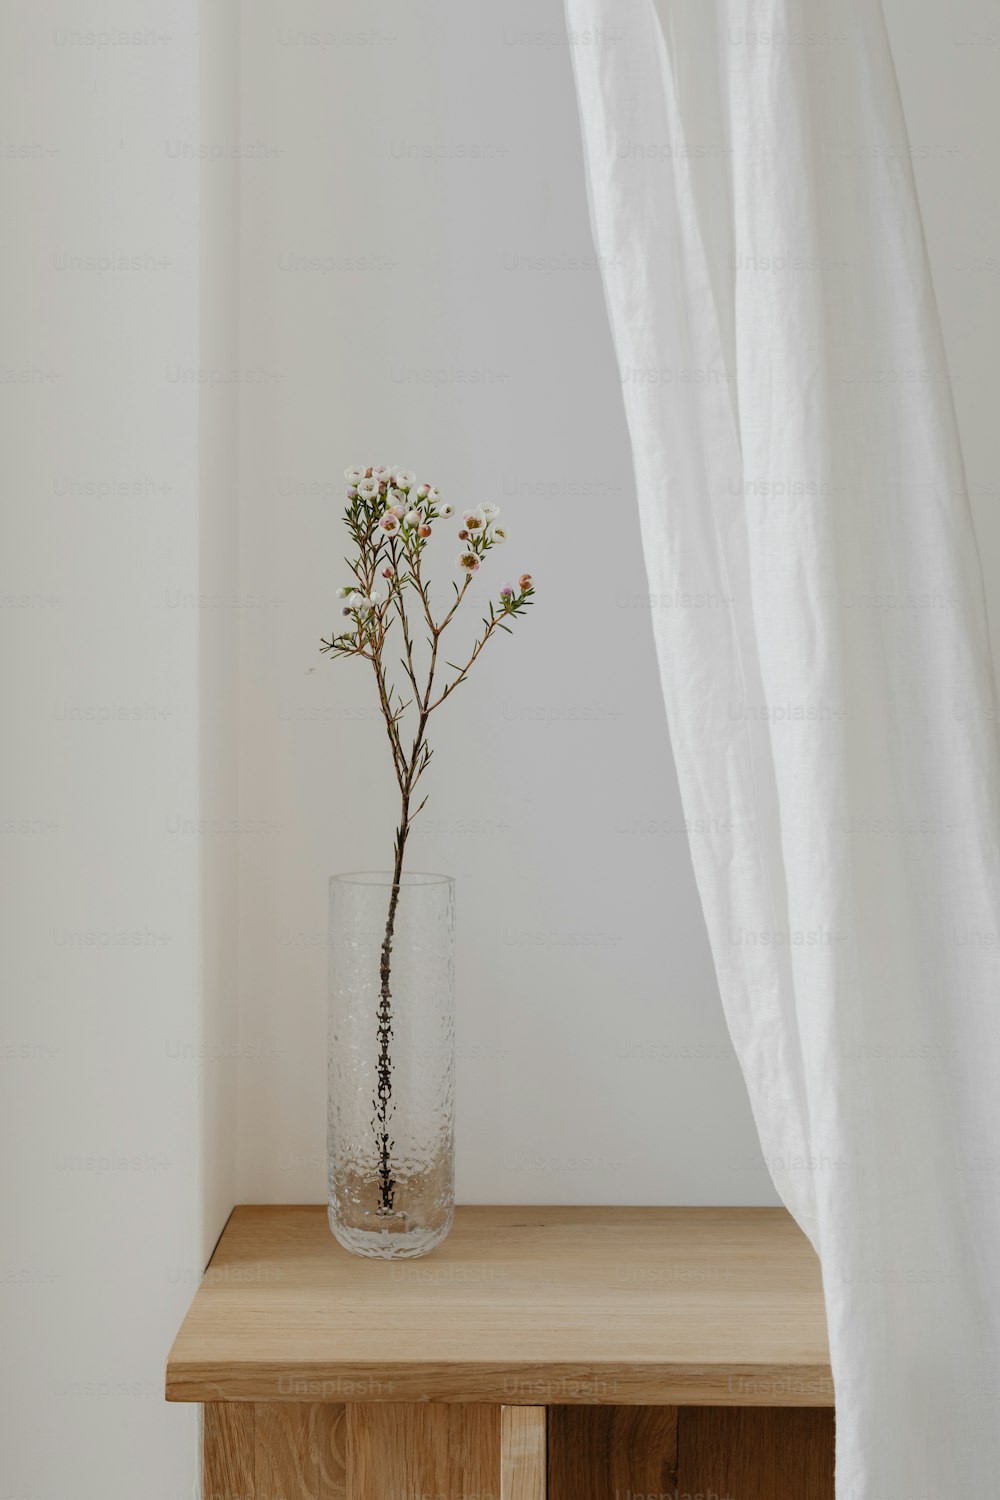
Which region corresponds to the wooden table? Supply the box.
[167,1205,834,1499]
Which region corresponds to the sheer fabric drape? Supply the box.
[566,1,1000,1492]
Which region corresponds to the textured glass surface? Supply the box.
[328,872,455,1258]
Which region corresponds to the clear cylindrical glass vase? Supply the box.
[327,872,455,1259]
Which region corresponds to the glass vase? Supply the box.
[327,872,455,1259]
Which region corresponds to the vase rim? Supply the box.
[330,870,453,887]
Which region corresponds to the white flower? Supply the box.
[344,466,366,484]
[457,550,481,574]
[366,590,382,607]
[379,512,401,535]
[491,525,508,543]
[389,488,408,507]
[478,502,500,521]
[416,484,430,499]
[427,487,442,503]
[394,469,416,490]
[437,503,455,518]
[336,585,353,598]
[404,509,421,528]
[357,478,380,501]
[371,465,390,481]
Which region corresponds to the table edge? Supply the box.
[165,1357,835,1407]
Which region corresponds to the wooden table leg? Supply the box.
[203,1404,347,1500]
[204,1405,255,1500]
[205,1402,537,1500]
[346,1404,502,1500]
[501,1407,547,1500]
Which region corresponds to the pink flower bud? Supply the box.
[519,573,533,591]
[419,525,432,538]
[457,528,469,541]
[382,565,394,579]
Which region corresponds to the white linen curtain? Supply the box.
[566,0,1000,1492]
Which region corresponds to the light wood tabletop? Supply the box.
[166,1204,832,1407]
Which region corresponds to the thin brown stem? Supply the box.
[373,614,444,1211]
[427,615,501,712]
[370,649,406,788]
[374,804,409,1214]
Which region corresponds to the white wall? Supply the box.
[0,4,236,1498]
[234,0,776,1208]
[197,0,242,1260]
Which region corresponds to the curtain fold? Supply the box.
[566,0,1000,1492]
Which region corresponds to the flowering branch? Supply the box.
[320,465,535,1214]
